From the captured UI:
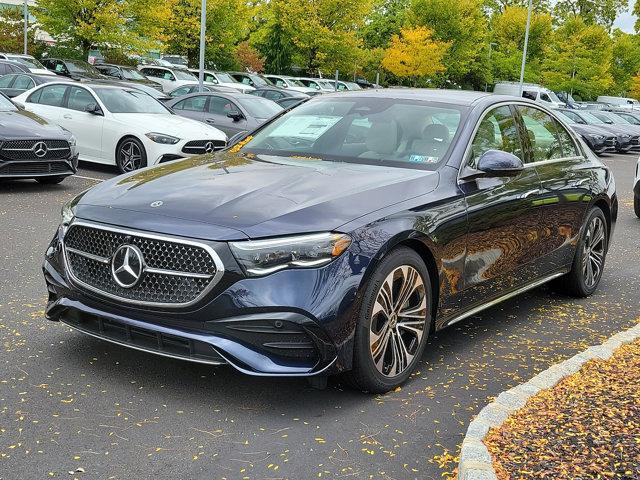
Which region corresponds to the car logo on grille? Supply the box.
[111,245,144,288]
[32,141,48,158]
[204,141,215,153]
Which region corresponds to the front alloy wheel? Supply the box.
[348,247,431,393]
[117,138,147,173]
[370,266,427,377]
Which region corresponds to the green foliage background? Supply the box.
[1,0,640,98]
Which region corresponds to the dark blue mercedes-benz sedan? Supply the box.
[43,90,617,392]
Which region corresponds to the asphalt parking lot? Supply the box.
[1,154,638,480]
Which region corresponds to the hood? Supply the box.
[110,113,226,141]
[75,153,439,240]
[0,109,67,138]
[571,124,613,137]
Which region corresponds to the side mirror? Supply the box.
[84,103,103,116]
[477,149,524,176]
[227,111,243,122]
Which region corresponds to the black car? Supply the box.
[250,86,309,102]
[0,93,78,183]
[0,73,57,98]
[42,58,108,81]
[0,59,30,75]
[553,109,616,155]
[558,109,635,153]
[44,90,616,392]
[94,63,162,90]
[588,110,640,151]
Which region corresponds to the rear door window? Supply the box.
[32,84,67,107]
[174,95,207,112]
[13,75,34,90]
[0,74,14,88]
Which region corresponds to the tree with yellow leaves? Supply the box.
[381,27,450,85]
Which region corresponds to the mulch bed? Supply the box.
[484,338,640,480]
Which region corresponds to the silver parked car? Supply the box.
[165,92,283,137]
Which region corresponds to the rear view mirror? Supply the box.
[477,149,524,176]
[84,103,103,116]
[227,111,243,122]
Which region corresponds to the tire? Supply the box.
[635,194,640,218]
[36,175,65,185]
[116,137,147,174]
[346,247,432,393]
[555,206,608,297]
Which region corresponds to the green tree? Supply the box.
[360,0,409,49]
[541,16,613,99]
[0,6,45,55]
[408,0,489,89]
[554,0,628,30]
[164,0,251,69]
[250,0,294,74]
[34,0,168,55]
[608,30,640,95]
[490,6,552,84]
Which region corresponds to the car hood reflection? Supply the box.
[77,153,440,239]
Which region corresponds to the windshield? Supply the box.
[215,72,235,84]
[554,111,576,125]
[9,56,45,69]
[237,97,283,119]
[93,88,170,114]
[121,68,146,81]
[591,112,614,124]
[66,61,101,76]
[580,112,605,124]
[242,97,464,170]
[0,94,17,111]
[174,70,197,80]
[606,112,631,124]
[286,78,306,87]
[545,90,561,103]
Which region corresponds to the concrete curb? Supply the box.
[457,322,640,480]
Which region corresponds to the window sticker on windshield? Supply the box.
[409,155,439,164]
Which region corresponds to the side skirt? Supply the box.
[441,271,567,329]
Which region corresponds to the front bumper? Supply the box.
[0,152,78,178]
[42,223,358,377]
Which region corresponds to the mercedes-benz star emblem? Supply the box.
[33,141,48,158]
[111,245,144,288]
[204,141,215,153]
[150,200,163,208]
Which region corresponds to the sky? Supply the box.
[613,3,636,32]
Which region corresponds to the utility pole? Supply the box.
[518,0,533,96]
[198,0,207,92]
[23,0,28,55]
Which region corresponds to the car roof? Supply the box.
[315,88,494,106]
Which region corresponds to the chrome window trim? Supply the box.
[457,100,587,185]
[61,219,225,309]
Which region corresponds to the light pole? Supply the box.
[198,0,207,92]
[518,0,533,96]
[23,0,28,55]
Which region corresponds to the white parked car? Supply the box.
[263,75,317,94]
[14,82,227,173]
[187,69,254,93]
[0,53,51,75]
[493,82,565,109]
[138,65,216,93]
[635,157,640,217]
[597,95,640,111]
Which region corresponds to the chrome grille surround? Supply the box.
[62,221,225,308]
[182,140,226,154]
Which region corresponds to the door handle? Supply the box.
[205,118,215,124]
[63,114,72,119]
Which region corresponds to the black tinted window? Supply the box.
[471,106,523,165]
[34,85,67,106]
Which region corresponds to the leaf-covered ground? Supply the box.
[485,335,640,480]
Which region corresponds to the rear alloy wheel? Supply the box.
[116,138,147,174]
[555,206,608,297]
[347,248,431,393]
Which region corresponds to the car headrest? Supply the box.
[365,120,400,155]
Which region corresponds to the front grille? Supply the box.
[182,140,226,154]
[0,139,71,161]
[63,223,221,306]
[0,161,72,176]
[605,138,616,147]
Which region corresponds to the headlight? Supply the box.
[229,233,351,277]
[67,134,77,147]
[61,202,75,226]
[145,132,180,144]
